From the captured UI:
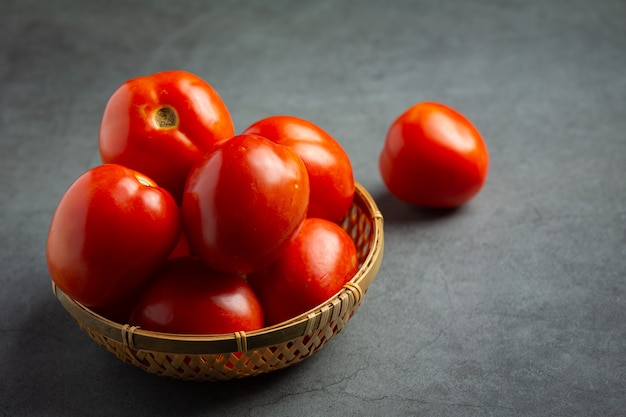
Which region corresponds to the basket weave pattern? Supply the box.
[54,182,383,381]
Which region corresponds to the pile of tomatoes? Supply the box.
[46,70,358,334]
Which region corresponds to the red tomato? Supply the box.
[182,134,310,274]
[243,115,354,223]
[129,257,264,334]
[379,102,489,208]
[247,218,358,326]
[46,164,180,309]
[99,70,234,203]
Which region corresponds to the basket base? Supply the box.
[76,304,362,381]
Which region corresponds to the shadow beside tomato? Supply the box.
[373,187,464,226]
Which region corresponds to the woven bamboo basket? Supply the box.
[52,182,383,381]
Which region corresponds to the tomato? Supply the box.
[247,218,358,326]
[243,115,354,223]
[182,134,310,274]
[129,256,264,334]
[99,70,234,203]
[46,164,180,309]
[379,102,489,208]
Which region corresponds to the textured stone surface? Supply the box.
[1,0,625,415]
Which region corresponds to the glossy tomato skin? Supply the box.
[247,218,358,326]
[46,164,180,309]
[99,70,235,203]
[379,102,489,208]
[182,134,310,274]
[243,115,354,223]
[129,256,264,334]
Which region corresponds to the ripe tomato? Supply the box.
[46,164,180,309]
[243,115,354,223]
[247,218,358,326]
[129,256,264,334]
[182,134,310,274]
[99,70,234,203]
[379,102,489,208]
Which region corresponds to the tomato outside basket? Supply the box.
[52,182,384,381]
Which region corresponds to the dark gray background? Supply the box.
[2,0,625,416]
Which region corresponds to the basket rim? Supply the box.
[53,181,384,355]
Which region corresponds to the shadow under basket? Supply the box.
[52,182,384,381]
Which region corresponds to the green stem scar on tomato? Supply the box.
[134,174,153,187]
[154,106,178,129]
